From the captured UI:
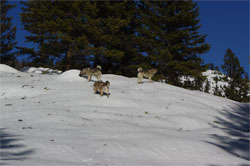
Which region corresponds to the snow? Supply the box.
[0,64,18,73]
[0,64,249,165]
[57,70,82,82]
[21,66,62,75]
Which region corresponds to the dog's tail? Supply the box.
[137,67,143,73]
[97,65,102,71]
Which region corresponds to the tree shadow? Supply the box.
[0,128,35,165]
[206,103,249,161]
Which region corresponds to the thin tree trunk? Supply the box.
[66,48,73,70]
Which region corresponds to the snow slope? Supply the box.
[0,64,249,166]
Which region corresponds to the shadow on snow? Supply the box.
[0,128,35,164]
[206,103,249,162]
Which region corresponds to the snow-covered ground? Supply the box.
[21,66,62,75]
[0,64,249,166]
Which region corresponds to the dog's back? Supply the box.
[79,65,102,81]
[143,68,157,78]
[90,68,102,76]
[137,67,157,83]
[93,81,110,97]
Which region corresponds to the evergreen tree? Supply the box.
[204,79,210,93]
[208,63,214,70]
[213,76,222,96]
[0,0,17,67]
[18,1,56,67]
[19,1,96,70]
[214,84,222,97]
[222,48,244,79]
[239,72,250,102]
[221,48,246,102]
[89,1,139,75]
[137,1,210,86]
[18,0,210,80]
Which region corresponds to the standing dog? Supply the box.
[93,81,110,98]
[79,65,102,82]
[137,67,157,83]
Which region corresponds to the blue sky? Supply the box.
[197,0,249,74]
[7,1,249,73]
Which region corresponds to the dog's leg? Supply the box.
[98,75,101,82]
[100,89,104,96]
[137,77,141,84]
[106,88,109,98]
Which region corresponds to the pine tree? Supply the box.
[136,1,210,86]
[222,48,244,79]
[19,1,96,70]
[221,48,245,102]
[0,0,17,67]
[88,1,139,75]
[208,63,214,70]
[239,72,250,102]
[214,84,222,97]
[18,1,56,67]
[214,77,222,97]
[204,79,210,93]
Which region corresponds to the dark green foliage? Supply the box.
[136,1,210,87]
[208,63,214,70]
[19,1,96,69]
[183,80,194,90]
[90,1,139,75]
[214,84,222,97]
[221,49,249,102]
[204,79,210,93]
[19,0,209,80]
[19,1,139,72]
[0,0,17,67]
[222,48,244,79]
[213,76,222,96]
[239,73,250,102]
[18,0,211,91]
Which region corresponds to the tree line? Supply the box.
[0,0,249,102]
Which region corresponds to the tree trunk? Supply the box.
[66,48,73,70]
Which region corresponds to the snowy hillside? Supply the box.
[0,64,249,165]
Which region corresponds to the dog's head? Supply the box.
[137,67,143,73]
[79,68,88,77]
